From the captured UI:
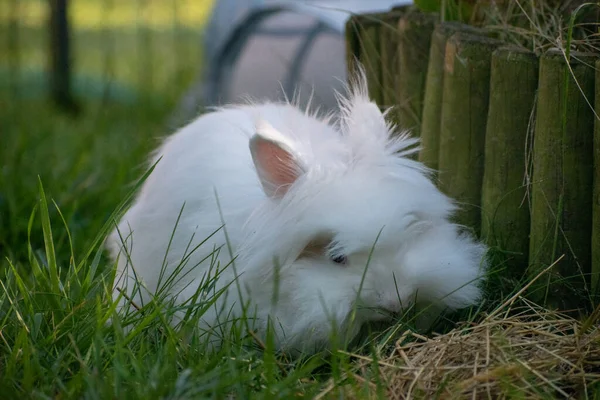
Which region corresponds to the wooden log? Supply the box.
[345,15,362,80]
[345,13,385,105]
[480,47,539,275]
[419,22,482,172]
[379,10,406,126]
[591,59,600,296]
[528,50,596,311]
[395,9,437,137]
[437,32,502,235]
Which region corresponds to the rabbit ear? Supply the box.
[249,121,305,198]
[339,65,390,143]
[338,67,420,161]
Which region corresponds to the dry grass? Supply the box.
[475,0,600,55]
[326,298,600,399]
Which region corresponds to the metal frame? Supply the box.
[205,7,337,106]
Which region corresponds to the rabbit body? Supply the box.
[107,77,487,354]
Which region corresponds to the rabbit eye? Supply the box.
[331,254,348,265]
[298,235,348,266]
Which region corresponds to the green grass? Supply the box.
[0,91,429,397]
[0,1,413,398]
[0,93,447,397]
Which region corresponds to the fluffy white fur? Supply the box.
[106,71,487,354]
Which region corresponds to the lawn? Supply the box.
[1,1,599,399]
[0,81,389,398]
[0,1,375,398]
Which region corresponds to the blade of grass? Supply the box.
[37,176,60,295]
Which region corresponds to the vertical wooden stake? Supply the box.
[49,0,77,112]
[395,10,436,137]
[437,32,501,235]
[345,15,362,81]
[419,22,481,172]
[528,50,596,311]
[379,9,406,126]
[481,47,539,274]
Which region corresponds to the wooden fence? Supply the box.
[346,7,599,311]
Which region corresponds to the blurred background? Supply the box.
[0,0,406,264]
[2,0,213,115]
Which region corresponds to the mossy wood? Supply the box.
[344,13,387,105]
[378,9,406,125]
[395,9,436,137]
[437,32,502,235]
[345,14,361,77]
[592,59,600,296]
[419,22,482,172]
[480,47,539,274]
[528,50,596,311]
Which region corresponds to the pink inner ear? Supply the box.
[252,137,301,197]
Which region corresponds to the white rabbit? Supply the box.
[106,70,487,354]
